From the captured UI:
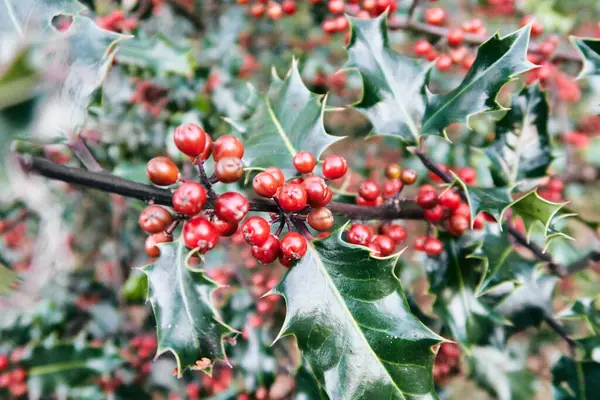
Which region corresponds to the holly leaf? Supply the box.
[21,335,123,397]
[269,226,444,399]
[422,26,535,137]
[0,262,18,295]
[571,37,600,79]
[469,344,536,400]
[468,225,537,296]
[508,190,571,242]
[552,336,600,400]
[426,235,506,347]
[229,61,343,177]
[0,0,84,37]
[345,13,429,144]
[451,176,513,226]
[485,84,553,189]
[558,298,600,336]
[116,34,194,77]
[141,237,234,377]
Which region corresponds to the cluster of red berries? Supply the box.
[345,221,406,257]
[96,10,137,32]
[538,177,565,202]
[239,0,298,20]
[433,342,461,386]
[354,163,415,206]
[120,335,157,379]
[0,353,27,398]
[346,0,398,20]
[130,80,168,117]
[140,123,348,268]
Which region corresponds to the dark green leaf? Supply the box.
[345,13,429,144]
[141,237,234,376]
[485,84,553,188]
[552,336,600,400]
[452,176,513,226]
[117,35,195,77]
[121,270,149,303]
[558,298,600,336]
[229,61,343,177]
[422,26,535,136]
[571,37,600,79]
[270,226,444,399]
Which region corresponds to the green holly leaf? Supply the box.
[485,84,553,189]
[345,13,429,144]
[558,298,600,336]
[269,226,444,400]
[117,34,195,77]
[509,190,571,242]
[468,226,537,296]
[0,262,18,296]
[141,237,234,377]
[469,344,537,400]
[422,26,535,137]
[21,335,123,397]
[552,336,600,400]
[427,235,506,347]
[571,37,600,79]
[0,0,85,37]
[229,61,343,177]
[452,175,513,226]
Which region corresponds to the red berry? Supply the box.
[417,190,438,209]
[172,182,207,216]
[281,232,308,259]
[322,155,348,180]
[183,217,219,252]
[328,0,344,14]
[146,157,179,186]
[462,55,475,70]
[11,367,26,382]
[267,2,282,19]
[9,383,27,398]
[371,235,395,256]
[253,172,279,198]
[282,0,297,15]
[368,242,382,256]
[242,217,271,246]
[0,373,9,388]
[251,234,281,264]
[382,223,407,243]
[215,192,249,223]
[414,40,433,57]
[0,355,6,371]
[521,15,543,37]
[453,203,471,218]
[335,15,349,32]
[308,207,334,232]
[293,151,316,174]
[458,167,476,184]
[473,214,485,230]
[436,55,453,71]
[447,29,464,47]
[277,183,308,212]
[215,156,244,183]
[424,237,443,256]
[547,177,564,193]
[322,18,337,34]
[401,169,417,184]
[346,223,372,246]
[303,176,329,207]
[358,180,381,201]
[425,7,446,25]
[213,136,244,161]
[211,215,238,237]
[414,235,426,251]
[198,133,213,161]
[449,214,469,235]
[424,204,444,222]
[250,3,265,18]
[139,205,173,233]
[264,166,285,187]
[279,253,296,267]
[439,190,460,210]
[382,179,403,198]
[173,123,207,158]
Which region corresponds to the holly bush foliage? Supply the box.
[1,0,600,399]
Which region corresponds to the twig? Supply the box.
[564,250,600,275]
[18,155,425,221]
[543,315,578,357]
[344,6,581,63]
[407,0,422,23]
[67,136,103,172]
[196,160,218,201]
[165,0,205,32]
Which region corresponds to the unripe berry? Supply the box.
[173,123,207,157]
[277,183,308,212]
[322,155,348,180]
[308,207,334,232]
[215,156,244,183]
[401,169,417,184]
[147,157,179,186]
[358,180,381,201]
[371,235,395,256]
[139,205,173,233]
[183,217,219,252]
[385,163,402,180]
[145,232,173,257]
[213,135,244,161]
[215,192,249,223]
[251,234,280,264]
[346,223,372,246]
[293,151,316,174]
[281,232,308,259]
[172,182,207,216]
[242,217,271,246]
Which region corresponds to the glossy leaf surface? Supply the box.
[572,37,600,78]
